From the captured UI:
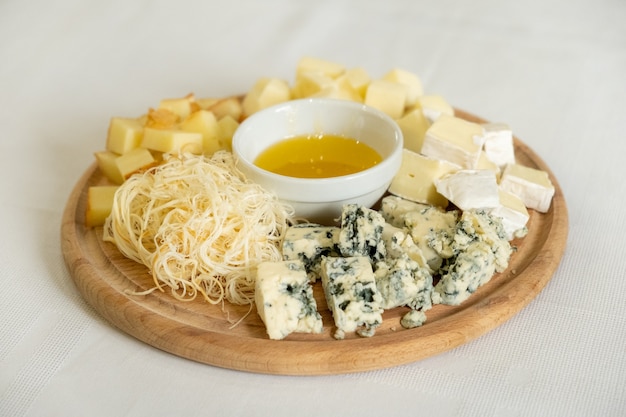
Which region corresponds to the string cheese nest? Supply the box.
[103,151,295,306]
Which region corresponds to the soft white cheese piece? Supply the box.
[403,205,459,271]
[421,114,486,169]
[415,95,455,122]
[489,190,530,240]
[482,123,516,168]
[435,169,500,211]
[338,204,386,263]
[255,260,323,340]
[282,223,340,281]
[388,149,460,208]
[499,163,555,213]
[320,256,384,339]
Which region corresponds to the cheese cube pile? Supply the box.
[87,93,244,226]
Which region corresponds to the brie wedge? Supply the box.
[435,169,500,211]
[421,114,486,169]
[499,163,555,213]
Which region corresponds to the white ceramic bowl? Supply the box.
[232,98,404,223]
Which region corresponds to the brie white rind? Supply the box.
[421,114,486,169]
[489,190,530,240]
[388,149,460,208]
[435,169,500,211]
[320,256,384,339]
[499,163,555,213]
[255,260,323,340]
[482,123,516,168]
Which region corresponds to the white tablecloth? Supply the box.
[2,0,625,416]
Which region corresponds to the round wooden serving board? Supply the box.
[61,109,568,376]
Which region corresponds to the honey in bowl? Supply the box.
[254,134,382,179]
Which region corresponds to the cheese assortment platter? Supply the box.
[61,58,568,375]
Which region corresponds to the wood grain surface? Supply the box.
[61,109,568,375]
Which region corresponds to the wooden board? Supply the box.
[61,109,568,375]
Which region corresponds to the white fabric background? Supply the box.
[1,0,625,416]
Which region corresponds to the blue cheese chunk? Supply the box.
[453,209,512,273]
[403,205,459,271]
[432,241,497,305]
[338,204,386,263]
[255,260,323,340]
[374,255,433,312]
[282,223,340,281]
[400,310,427,329]
[380,195,430,228]
[381,222,430,270]
[320,256,384,339]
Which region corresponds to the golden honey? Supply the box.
[254,134,382,178]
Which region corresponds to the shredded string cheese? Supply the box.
[103,151,294,305]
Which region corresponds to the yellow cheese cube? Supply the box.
[215,115,239,152]
[382,68,424,106]
[388,149,459,207]
[196,97,219,109]
[415,95,454,121]
[106,117,144,154]
[334,67,371,99]
[207,97,243,121]
[292,71,335,99]
[242,77,291,117]
[141,128,203,154]
[396,108,430,153]
[364,80,407,119]
[296,56,345,79]
[180,110,219,153]
[159,94,196,120]
[85,185,119,227]
[95,150,124,184]
[310,85,362,102]
[116,147,156,179]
